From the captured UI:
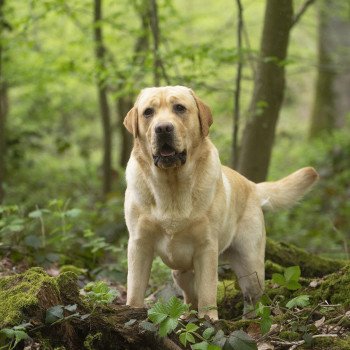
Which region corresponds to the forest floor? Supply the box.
[0,239,350,350]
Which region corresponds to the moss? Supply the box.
[279,331,300,341]
[84,333,102,350]
[310,265,350,306]
[60,265,86,276]
[265,259,284,278]
[217,280,238,305]
[303,336,350,350]
[266,238,347,278]
[0,267,60,328]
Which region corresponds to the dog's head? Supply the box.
[124,86,213,169]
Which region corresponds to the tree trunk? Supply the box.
[117,0,151,168]
[0,0,8,203]
[93,0,112,195]
[309,0,350,138]
[237,0,293,182]
[117,96,133,168]
[149,0,161,86]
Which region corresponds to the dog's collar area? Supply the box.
[153,150,187,168]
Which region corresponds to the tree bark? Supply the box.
[116,1,149,168]
[237,0,293,182]
[0,0,8,203]
[309,0,350,138]
[117,96,133,168]
[149,0,161,86]
[93,0,112,195]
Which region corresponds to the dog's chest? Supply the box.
[155,232,195,271]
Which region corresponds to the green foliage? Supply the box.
[148,296,189,337]
[0,201,126,281]
[147,297,257,349]
[83,281,119,305]
[286,295,310,309]
[272,266,302,290]
[255,302,272,335]
[0,325,29,350]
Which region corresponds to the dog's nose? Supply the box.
[155,122,174,134]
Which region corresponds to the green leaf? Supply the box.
[186,332,196,343]
[303,333,314,346]
[65,208,82,218]
[14,330,29,342]
[272,273,285,286]
[166,296,188,319]
[28,209,50,218]
[139,320,157,332]
[208,345,222,350]
[226,330,257,350]
[0,328,15,338]
[284,266,301,283]
[285,280,302,290]
[64,304,77,312]
[212,329,226,347]
[192,341,210,350]
[186,323,199,332]
[124,319,137,327]
[260,317,272,334]
[148,301,168,325]
[45,305,64,324]
[286,295,310,309]
[203,327,215,340]
[179,332,188,347]
[24,235,42,248]
[158,317,178,337]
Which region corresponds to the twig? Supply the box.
[231,0,243,169]
[271,333,338,350]
[163,337,183,350]
[291,0,316,28]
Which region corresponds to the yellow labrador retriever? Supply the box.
[123,86,318,319]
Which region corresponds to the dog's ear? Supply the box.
[190,90,213,137]
[124,106,139,138]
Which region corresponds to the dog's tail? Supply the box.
[256,167,319,211]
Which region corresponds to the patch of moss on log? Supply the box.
[266,238,347,277]
[308,265,350,306]
[0,267,61,328]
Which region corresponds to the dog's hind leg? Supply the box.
[172,270,198,309]
[228,209,266,318]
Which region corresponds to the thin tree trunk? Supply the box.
[237,0,293,183]
[149,0,161,86]
[116,1,150,168]
[93,0,112,195]
[231,0,243,169]
[309,0,350,138]
[117,96,133,168]
[0,0,8,203]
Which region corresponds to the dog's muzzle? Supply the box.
[152,122,187,168]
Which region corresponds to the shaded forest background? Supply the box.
[0,0,349,288]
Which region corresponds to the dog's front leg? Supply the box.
[194,244,218,320]
[126,236,154,307]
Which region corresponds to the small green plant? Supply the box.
[0,324,30,350]
[286,295,310,309]
[272,266,302,290]
[145,297,257,350]
[255,302,273,335]
[83,281,119,305]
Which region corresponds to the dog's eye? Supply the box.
[174,104,186,114]
[143,107,154,118]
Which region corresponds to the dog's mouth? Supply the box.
[153,143,187,168]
